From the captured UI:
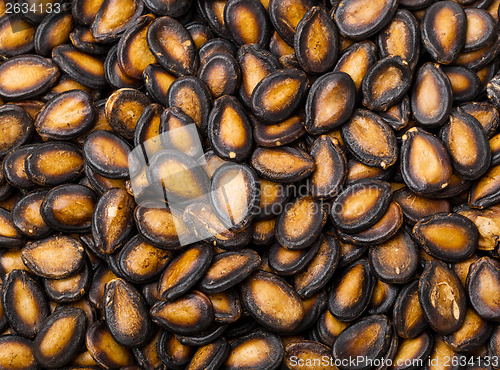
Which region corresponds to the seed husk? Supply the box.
[52,45,106,89]
[250,68,309,123]
[40,184,97,233]
[369,230,418,284]
[33,307,87,368]
[104,278,151,347]
[251,146,315,183]
[294,233,340,299]
[157,243,213,301]
[332,314,393,369]
[331,179,393,233]
[421,1,467,64]
[207,95,253,161]
[305,71,356,134]
[1,269,49,338]
[0,55,59,100]
[418,260,467,335]
[22,235,85,279]
[400,127,453,194]
[0,335,38,370]
[147,16,198,76]
[328,258,375,321]
[410,62,453,127]
[393,280,427,339]
[341,108,399,169]
[413,213,478,262]
[294,6,338,74]
[150,290,213,335]
[86,320,134,368]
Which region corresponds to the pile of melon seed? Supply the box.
[1,0,500,368]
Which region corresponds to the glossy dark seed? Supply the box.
[117,235,171,284]
[237,44,279,108]
[0,335,38,370]
[410,63,452,127]
[160,107,203,158]
[157,244,212,301]
[144,64,176,106]
[328,259,374,321]
[150,290,213,335]
[147,16,198,76]
[460,101,499,138]
[91,188,135,255]
[391,332,433,370]
[198,52,241,98]
[294,6,338,74]
[368,279,399,315]
[40,184,97,233]
[463,8,496,52]
[443,308,491,352]
[207,289,242,324]
[25,142,84,186]
[294,233,340,299]
[275,195,325,249]
[332,315,393,369]
[253,114,306,147]
[466,257,500,321]
[157,331,194,369]
[339,200,403,246]
[11,190,51,239]
[305,71,356,134]
[443,66,482,103]
[362,56,412,111]
[377,9,419,68]
[309,136,347,199]
[224,330,284,369]
[251,146,315,183]
[342,109,398,169]
[167,76,213,131]
[268,237,321,276]
[207,95,252,161]
[86,320,133,368]
[90,0,143,42]
[334,41,377,94]
[418,260,467,335]
[242,270,304,333]
[186,338,230,370]
[393,187,451,225]
[200,249,260,293]
[393,280,427,338]
[52,45,106,89]
[400,127,453,194]
[250,68,309,123]
[268,0,314,45]
[84,130,131,179]
[70,26,109,56]
[135,200,193,249]
[33,307,87,368]
[2,269,49,338]
[0,55,59,99]
[413,213,478,262]
[334,0,398,40]
[224,0,270,47]
[421,1,466,63]
[105,88,150,140]
[43,261,91,303]
[469,164,500,209]
[0,105,33,158]
[331,179,392,233]
[104,278,151,347]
